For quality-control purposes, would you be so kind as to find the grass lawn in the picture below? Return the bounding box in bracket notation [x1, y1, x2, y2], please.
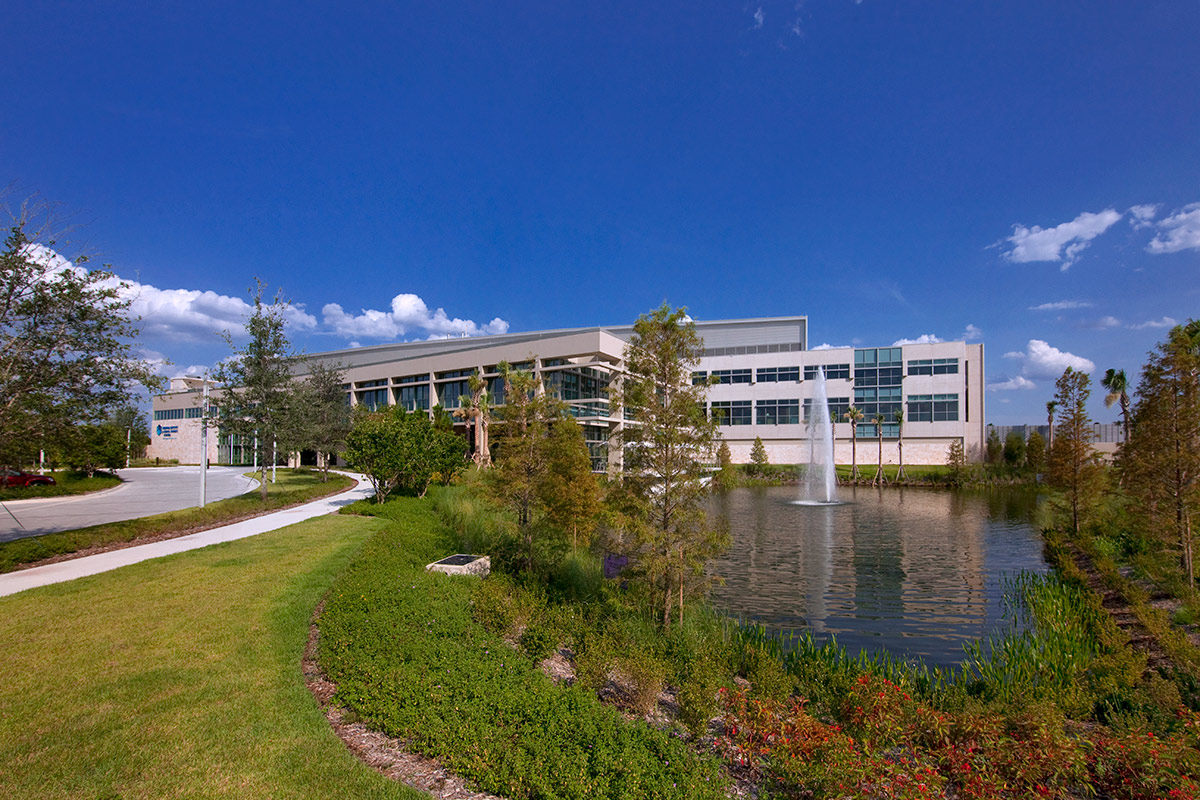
[0, 513, 422, 800]
[0, 471, 122, 501]
[0, 469, 353, 573]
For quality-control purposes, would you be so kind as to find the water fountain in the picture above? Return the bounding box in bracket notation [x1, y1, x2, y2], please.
[798, 366, 839, 505]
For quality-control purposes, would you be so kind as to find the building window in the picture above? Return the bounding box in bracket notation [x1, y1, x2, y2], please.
[907, 358, 959, 376]
[804, 364, 850, 381]
[692, 371, 708, 385]
[757, 366, 800, 383]
[711, 369, 752, 384]
[436, 368, 476, 380]
[712, 400, 751, 425]
[756, 399, 800, 425]
[153, 408, 185, 421]
[394, 374, 427, 384]
[857, 422, 900, 439]
[356, 378, 388, 388]
[853, 386, 901, 420]
[394, 383, 430, 411]
[907, 393, 959, 422]
[356, 387, 389, 411]
[438, 379, 470, 409]
[804, 396, 850, 422]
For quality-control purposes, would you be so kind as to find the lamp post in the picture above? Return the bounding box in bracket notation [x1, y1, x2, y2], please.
[199, 375, 209, 507]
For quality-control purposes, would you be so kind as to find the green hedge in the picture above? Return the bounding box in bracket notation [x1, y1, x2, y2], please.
[319, 496, 727, 799]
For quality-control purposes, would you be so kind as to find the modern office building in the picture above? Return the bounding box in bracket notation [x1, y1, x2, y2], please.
[148, 316, 986, 468]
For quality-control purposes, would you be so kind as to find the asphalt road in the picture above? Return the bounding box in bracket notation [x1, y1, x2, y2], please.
[0, 466, 260, 542]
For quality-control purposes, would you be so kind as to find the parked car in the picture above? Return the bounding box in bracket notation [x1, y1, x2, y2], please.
[0, 469, 57, 488]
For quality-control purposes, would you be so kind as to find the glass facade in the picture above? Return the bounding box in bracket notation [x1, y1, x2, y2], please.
[757, 366, 800, 383]
[712, 400, 752, 425]
[804, 363, 850, 380]
[756, 399, 800, 425]
[857, 422, 900, 439]
[907, 394, 959, 422]
[394, 383, 430, 411]
[907, 358, 959, 375]
[356, 387, 389, 411]
[804, 396, 850, 422]
[438, 379, 470, 409]
[711, 369, 752, 384]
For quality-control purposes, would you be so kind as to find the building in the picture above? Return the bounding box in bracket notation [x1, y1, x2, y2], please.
[148, 316, 986, 468]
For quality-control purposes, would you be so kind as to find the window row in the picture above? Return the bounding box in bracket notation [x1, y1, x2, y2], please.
[907, 358, 959, 375]
[907, 393, 959, 422]
[855, 347, 903, 368]
[803, 363, 850, 380]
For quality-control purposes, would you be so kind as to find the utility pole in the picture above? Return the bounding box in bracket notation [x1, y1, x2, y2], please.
[272, 438, 277, 484]
[199, 375, 209, 507]
[125, 426, 132, 469]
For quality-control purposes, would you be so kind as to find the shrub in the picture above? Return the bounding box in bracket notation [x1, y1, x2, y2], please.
[519, 624, 557, 662]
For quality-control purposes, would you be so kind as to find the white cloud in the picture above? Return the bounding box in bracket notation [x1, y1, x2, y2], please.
[752, 7, 764, 28]
[810, 343, 850, 351]
[1128, 316, 1178, 330]
[1079, 316, 1121, 330]
[1129, 203, 1160, 230]
[987, 375, 1037, 391]
[891, 334, 942, 346]
[1003, 209, 1122, 270]
[1147, 202, 1200, 254]
[1029, 300, 1093, 311]
[322, 292, 509, 341]
[140, 349, 210, 379]
[1006, 339, 1095, 380]
[961, 324, 983, 341]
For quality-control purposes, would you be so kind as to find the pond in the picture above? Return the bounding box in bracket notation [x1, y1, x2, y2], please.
[709, 485, 1047, 669]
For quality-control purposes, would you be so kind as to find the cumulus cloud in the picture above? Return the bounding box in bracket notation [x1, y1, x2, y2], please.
[987, 375, 1037, 391]
[1128, 316, 1178, 330]
[810, 343, 850, 351]
[892, 334, 943, 346]
[1005, 339, 1095, 381]
[1002, 209, 1122, 270]
[322, 293, 509, 341]
[1129, 203, 1160, 230]
[1147, 202, 1200, 254]
[1029, 300, 1093, 311]
[140, 349, 211, 379]
[961, 324, 983, 341]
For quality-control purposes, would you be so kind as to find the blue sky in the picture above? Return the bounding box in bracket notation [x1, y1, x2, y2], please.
[3, 1, 1197, 424]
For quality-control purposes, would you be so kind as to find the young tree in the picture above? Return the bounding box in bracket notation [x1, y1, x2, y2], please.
[749, 436, 769, 477]
[871, 413, 886, 485]
[294, 361, 352, 482]
[62, 423, 127, 477]
[844, 406, 863, 481]
[985, 427, 1003, 464]
[614, 304, 729, 629]
[1003, 431, 1026, 467]
[1122, 324, 1200, 588]
[946, 438, 967, 485]
[343, 406, 467, 502]
[0, 195, 160, 463]
[109, 405, 151, 464]
[1047, 367, 1106, 535]
[893, 408, 907, 481]
[453, 370, 493, 467]
[1026, 430, 1048, 477]
[539, 416, 601, 550]
[213, 282, 301, 501]
[490, 362, 563, 570]
[713, 439, 736, 491]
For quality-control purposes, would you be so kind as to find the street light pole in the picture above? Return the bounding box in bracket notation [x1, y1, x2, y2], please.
[199, 375, 209, 507]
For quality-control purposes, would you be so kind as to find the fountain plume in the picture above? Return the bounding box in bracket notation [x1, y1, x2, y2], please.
[803, 366, 838, 504]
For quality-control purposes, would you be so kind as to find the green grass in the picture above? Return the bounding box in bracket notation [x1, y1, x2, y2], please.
[0, 514, 422, 800]
[0, 469, 353, 573]
[321, 495, 729, 799]
[0, 471, 122, 501]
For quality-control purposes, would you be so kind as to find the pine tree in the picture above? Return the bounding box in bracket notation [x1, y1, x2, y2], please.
[946, 439, 967, 485]
[1026, 430, 1047, 477]
[1047, 367, 1106, 535]
[714, 439, 735, 490]
[749, 436, 769, 477]
[1122, 324, 1200, 588]
[613, 304, 729, 629]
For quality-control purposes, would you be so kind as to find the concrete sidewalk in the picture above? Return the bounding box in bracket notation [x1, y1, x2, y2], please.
[0, 473, 374, 598]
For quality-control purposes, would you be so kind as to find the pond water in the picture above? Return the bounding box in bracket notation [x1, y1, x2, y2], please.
[709, 485, 1047, 669]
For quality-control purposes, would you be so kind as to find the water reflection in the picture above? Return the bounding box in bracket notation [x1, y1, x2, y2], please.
[709, 486, 1046, 668]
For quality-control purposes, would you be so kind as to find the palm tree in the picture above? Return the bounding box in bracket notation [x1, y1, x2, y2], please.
[830, 409, 839, 483]
[1101, 368, 1131, 445]
[453, 370, 492, 467]
[894, 408, 906, 482]
[1046, 400, 1058, 452]
[844, 406, 863, 481]
[872, 413, 887, 486]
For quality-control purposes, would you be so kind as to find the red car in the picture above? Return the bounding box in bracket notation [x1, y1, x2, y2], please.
[0, 469, 57, 488]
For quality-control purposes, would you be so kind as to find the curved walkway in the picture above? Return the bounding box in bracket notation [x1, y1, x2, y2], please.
[0, 466, 260, 542]
[0, 472, 374, 598]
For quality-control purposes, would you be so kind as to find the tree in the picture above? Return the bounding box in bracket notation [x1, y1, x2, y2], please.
[872, 414, 887, 485]
[894, 408, 907, 481]
[749, 436, 769, 477]
[1046, 401, 1058, 451]
[713, 439, 736, 491]
[0, 195, 160, 465]
[539, 416, 601, 550]
[1003, 431, 1026, 467]
[1102, 367, 1132, 446]
[63, 423, 126, 477]
[613, 304, 729, 629]
[1026, 430, 1048, 476]
[1122, 324, 1200, 588]
[343, 406, 467, 503]
[293, 361, 352, 482]
[830, 409, 840, 483]
[491, 361, 563, 570]
[213, 282, 301, 501]
[453, 370, 492, 467]
[946, 438, 967, 485]
[844, 406, 864, 481]
[1047, 367, 1106, 535]
[985, 427, 1003, 464]
[109, 405, 150, 464]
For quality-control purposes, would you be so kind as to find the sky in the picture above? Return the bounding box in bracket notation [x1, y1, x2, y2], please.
[2, 0, 1198, 424]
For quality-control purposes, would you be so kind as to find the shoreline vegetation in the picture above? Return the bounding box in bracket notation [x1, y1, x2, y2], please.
[316, 480, 1200, 799]
[0, 468, 352, 573]
[719, 462, 1045, 489]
